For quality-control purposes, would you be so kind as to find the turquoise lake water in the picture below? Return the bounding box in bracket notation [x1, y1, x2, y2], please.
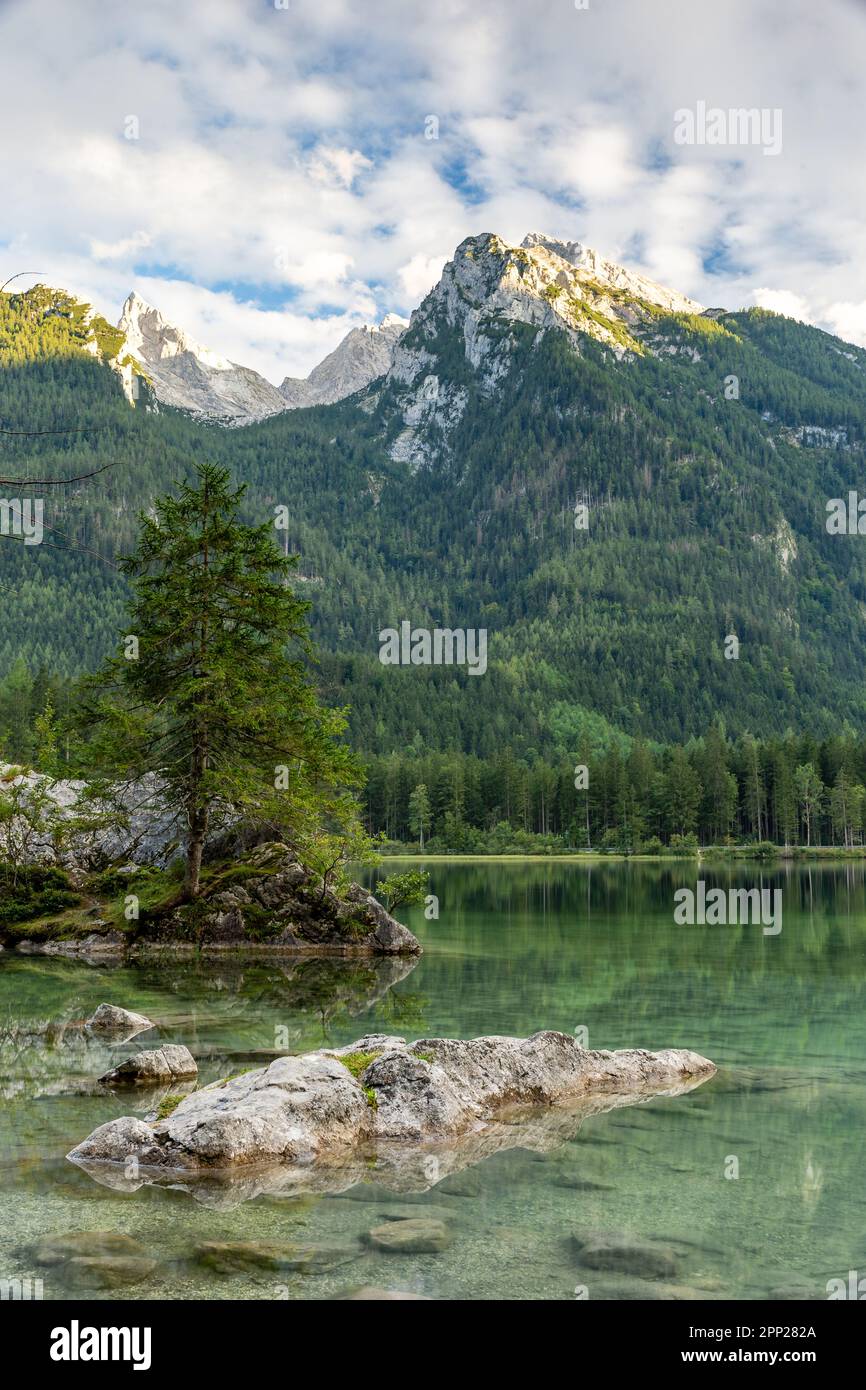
[1, 858, 865, 1301]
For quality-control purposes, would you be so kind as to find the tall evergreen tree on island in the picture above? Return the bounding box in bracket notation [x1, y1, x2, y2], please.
[82, 461, 364, 897]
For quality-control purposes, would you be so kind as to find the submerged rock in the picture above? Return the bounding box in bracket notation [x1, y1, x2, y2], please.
[85, 1004, 155, 1037]
[584, 1277, 704, 1300]
[194, 1239, 360, 1274]
[32, 1230, 147, 1265]
[336, 1286, 433, 1300]
[68, 1031, 715, 1192]
[99, 1044, 197, 1086]
[572, 1231, 681, 1280]
[374, 1203, 460, 1224]
[62, 1255, 157, 1289]
[365, 1218, 452, 1254]
[764, 1282, 824, 1301]
[553, 1176, 614, 1192]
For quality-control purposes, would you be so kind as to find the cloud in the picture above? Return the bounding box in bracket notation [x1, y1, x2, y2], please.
[823, 300, 866, 346]
[398, 252, 449, 302]
[2, 0, 866, 380]
[308, 145, 372, 189]
[752, 288, 811, 320]
[90, 230, 152, 262]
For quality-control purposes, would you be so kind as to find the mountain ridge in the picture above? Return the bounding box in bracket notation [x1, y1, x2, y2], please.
[4, 239, 866, 757]
[117, 294, 408, 424]
[111, 229, 710, 428]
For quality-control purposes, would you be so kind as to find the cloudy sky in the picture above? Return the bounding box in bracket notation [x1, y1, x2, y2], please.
[1, 0, 865, 382]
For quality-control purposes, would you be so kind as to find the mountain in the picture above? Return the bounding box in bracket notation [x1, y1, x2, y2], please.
[520, 232, 703, 314]
[117, 292, 288, 424]
[279, 313, 408, 408]
[118, 295, 407, 424]
[378, 230, 707, 466]
[4, 236, 866, 761]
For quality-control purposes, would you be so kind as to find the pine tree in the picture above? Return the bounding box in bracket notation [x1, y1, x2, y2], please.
[794, 763, 824, 846]
[663, 745, 701, 837]
[82, 462, 364, 897]
[408, 783, 431, 849]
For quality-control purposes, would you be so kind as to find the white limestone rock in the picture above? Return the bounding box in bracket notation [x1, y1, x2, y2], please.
[85, 1004, 155, 1037]
[68, 1031, 715, 1176]
[99, 1044, 198, 1086]
[118, 292, 287, 424]
[280, 314, 407, 408]
[381, 230, 704, 465]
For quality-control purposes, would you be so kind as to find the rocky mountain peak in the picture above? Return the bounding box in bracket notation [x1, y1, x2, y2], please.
[119, 292, 234, 372]
[117, 292, 287, 424]
[381, 230, 710, 468]
[112, 231, 704, 432]
[279, 312, 408, 409]
[520, 232, 703, 314]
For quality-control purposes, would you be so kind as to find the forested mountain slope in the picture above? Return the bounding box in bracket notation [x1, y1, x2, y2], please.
[3, 237, 866, 759]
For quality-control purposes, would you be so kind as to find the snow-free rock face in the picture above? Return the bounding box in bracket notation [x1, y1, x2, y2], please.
[68, 1031, 715, 1184]
[379, 230, 707, 468]
[280, 314, 408, 408]
[118, 293, 406, 423]
[115, 231, 700, 436]
[520, 232, 704, 315]
[118, 292, 288, 424]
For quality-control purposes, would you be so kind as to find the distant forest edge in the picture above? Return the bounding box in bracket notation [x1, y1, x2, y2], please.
[2, 664, 865, 852]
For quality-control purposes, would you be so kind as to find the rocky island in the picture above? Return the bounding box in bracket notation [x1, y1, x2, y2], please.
[67, 1030, 716, 1204]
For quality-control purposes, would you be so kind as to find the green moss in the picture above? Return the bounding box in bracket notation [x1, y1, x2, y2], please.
[202, 859, 284, 891]
[413, 1051, 435, 1063]
[337, 1049, 382, 1079]
[155, 1093, 185, 1119]
[334, 1052, 382, 1108]
[240, 903, 285, 941]
[0, 865, 82, 934]
[102, 865, 179, 931]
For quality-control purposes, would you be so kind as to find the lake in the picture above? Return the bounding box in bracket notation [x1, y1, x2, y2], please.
[2, 858, 865, 1301]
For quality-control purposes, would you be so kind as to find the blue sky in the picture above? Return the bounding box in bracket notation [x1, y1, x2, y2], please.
[1, 0, 865, 382]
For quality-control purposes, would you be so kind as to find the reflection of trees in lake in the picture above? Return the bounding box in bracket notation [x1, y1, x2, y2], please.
[0, 954, 424, 1095]
[369, 862, 866, 1066]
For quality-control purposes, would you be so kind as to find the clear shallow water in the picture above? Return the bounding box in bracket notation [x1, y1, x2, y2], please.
[2, 859, 866, 1302]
